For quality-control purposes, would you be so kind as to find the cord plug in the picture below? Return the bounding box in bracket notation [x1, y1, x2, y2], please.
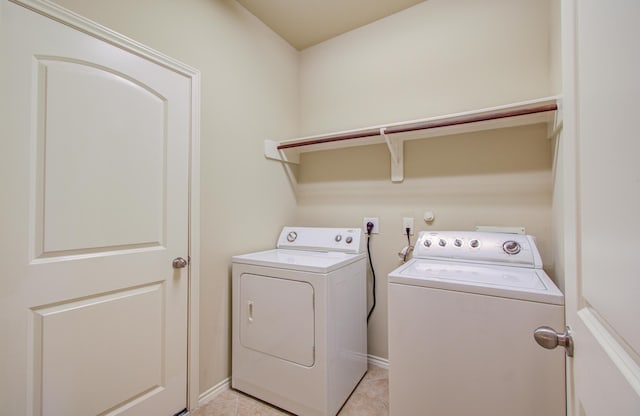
[366, 221, 374, 235]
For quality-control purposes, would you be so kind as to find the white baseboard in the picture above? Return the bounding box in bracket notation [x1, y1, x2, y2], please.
[196, 354, 388, 408]
[368, 354, 389, 369]
[197, 376, 230, 406]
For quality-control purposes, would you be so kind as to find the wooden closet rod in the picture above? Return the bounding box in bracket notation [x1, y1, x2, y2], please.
[277, 103, 558, 150]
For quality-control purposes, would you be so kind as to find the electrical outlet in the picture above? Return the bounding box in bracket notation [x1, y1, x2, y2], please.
[402, 217, 414, 235]
[363, 217, 379, 234]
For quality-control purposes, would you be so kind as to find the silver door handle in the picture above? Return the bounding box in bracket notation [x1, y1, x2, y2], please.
[172, 257, 188, 269]
[248, 301, 254, 323]
[534, 326, 574, 357]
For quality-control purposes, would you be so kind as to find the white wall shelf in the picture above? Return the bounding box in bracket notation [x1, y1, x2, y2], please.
[265, 96, 562, 182]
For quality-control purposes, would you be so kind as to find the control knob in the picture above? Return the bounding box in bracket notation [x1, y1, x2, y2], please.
[502, 240, 521, 255]
[423, 239, 432, 248]
[286, 231, 297, 242]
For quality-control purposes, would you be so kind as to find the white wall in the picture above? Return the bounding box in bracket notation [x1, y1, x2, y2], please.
[295, 0, 555, 359]
[52, 0, 300, 394]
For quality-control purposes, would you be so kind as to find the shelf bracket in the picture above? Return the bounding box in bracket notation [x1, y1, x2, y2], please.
[548, 98, 563, 139]
[264, 140, 300, 164]
[380, 128, 404, 182]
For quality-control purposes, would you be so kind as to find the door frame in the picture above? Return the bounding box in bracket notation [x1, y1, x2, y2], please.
[559, 0, 579, 412]
[11, 0, 202, 410]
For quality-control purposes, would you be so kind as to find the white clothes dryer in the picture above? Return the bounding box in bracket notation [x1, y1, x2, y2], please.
[388, 231, 565, 416]
[232, 227, 367, 416]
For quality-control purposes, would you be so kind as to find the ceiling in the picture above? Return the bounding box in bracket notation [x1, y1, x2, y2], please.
[236, 0, 426, 50]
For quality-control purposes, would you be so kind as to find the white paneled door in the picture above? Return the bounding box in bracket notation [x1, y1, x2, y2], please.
[562, 0, 640, 415]
[1, 1, 198, 415]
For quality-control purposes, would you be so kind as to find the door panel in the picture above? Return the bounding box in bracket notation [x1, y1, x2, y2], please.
[562, 0, 640, 414]
[1, 1, 193, 415]
[575, 0, 640, 353]
[35, 284, 164, 416]
[38, 59, 166, 255]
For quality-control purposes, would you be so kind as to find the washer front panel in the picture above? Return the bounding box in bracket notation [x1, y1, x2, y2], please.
[388, 282, 565, 416]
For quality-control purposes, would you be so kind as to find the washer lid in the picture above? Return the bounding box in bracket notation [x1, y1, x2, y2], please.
[232, 249, 365, 273]
[389, 259, 564, 305]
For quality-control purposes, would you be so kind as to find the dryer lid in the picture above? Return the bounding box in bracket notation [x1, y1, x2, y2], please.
[232, 249, 365, 273]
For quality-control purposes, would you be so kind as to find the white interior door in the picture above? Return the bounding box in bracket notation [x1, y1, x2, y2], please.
[0, 1, 195, 415]
[562, 1, 640, 414]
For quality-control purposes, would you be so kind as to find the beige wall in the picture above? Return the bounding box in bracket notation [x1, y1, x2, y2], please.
[294, 126, 554, 359]
[549, 0, 562, 95]
[52, 0, 557, 396]
[52, 0, 300, 394]
[550, 0, 564, 293]
[295, 0, 555, 359]
[299, 0, 553, 134]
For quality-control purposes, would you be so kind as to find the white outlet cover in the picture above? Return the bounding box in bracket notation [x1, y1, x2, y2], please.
[363, 217, 379, 234]
[402, 217, 414, 235]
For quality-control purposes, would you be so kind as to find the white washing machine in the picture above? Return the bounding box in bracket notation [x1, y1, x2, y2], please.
[388, 231, 565, 416]
[232, 227, 368, 416]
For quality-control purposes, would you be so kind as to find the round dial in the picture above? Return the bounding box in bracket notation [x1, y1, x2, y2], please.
[439, 239, 447, 247]
[335, 234, 342, 242]
[346, 236, 353, 244]
[286, 231, 297, 242]
[454, 238, 463, 247]
[423, 239, 432, 248]
[502, 240, 521, 255]
[469, 239, 480, 249]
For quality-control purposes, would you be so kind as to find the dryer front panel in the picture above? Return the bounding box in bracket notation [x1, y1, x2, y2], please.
[239, 273, 315, 367]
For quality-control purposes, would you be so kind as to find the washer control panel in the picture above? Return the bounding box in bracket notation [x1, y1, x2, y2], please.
[277, 226, 364, 254]
[413, 231, 542, 268]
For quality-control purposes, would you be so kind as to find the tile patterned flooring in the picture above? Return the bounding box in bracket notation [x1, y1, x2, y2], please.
[191, 364, 388, 416]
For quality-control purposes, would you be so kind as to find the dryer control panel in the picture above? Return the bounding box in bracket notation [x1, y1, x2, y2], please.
[277, 227, 364, 254]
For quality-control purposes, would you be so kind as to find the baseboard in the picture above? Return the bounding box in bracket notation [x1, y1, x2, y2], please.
[197, 376, 230, 406]
[368, 354, 389, 369]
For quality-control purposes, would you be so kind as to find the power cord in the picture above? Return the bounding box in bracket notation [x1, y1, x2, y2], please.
[366, 222, 376, 322]
[403, 227, 412, 262]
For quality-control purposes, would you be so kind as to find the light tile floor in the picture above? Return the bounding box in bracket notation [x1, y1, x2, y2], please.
[191, 365, 388, 416]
